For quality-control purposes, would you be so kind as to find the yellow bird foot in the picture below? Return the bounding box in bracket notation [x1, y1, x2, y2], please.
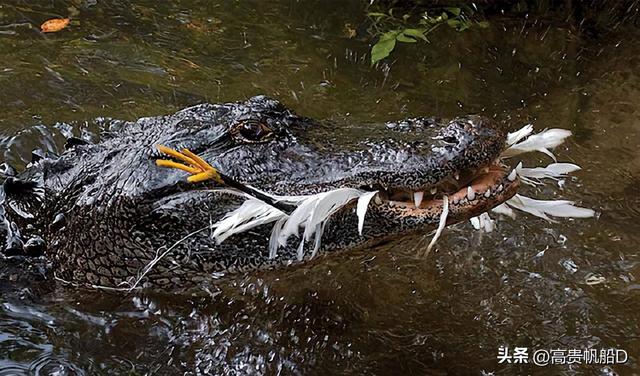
[155, 145, 224, 184]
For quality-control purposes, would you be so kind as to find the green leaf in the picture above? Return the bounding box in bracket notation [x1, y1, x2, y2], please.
[371, 35, 397, 65]
[477, 21, 490, 28]
[402, 28, 428, 41]
[441, 12, 449, 20]
[367, 12, 386, 18]
[379, 30, 400, 41]
[446, 7, 461, 16]
[447, 19, 460, 28]
[396, 33, 417, 43]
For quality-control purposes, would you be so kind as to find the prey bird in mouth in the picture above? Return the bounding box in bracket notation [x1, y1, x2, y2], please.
[0, 96, 593, 290]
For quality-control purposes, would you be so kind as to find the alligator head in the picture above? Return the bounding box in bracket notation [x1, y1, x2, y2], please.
[0, 96, 519, 288]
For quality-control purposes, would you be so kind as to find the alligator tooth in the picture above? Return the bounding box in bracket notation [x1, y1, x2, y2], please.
[454, 172, 460, 180]
[508, 169, 517, 181]
[413, 191, 424, 208]
[484, 188, 491, 198]
[453, 197, 460, 205]
[467, 186, 476, 201]
[374, 195, 383, 205]
[497, 184, 503, 192]
[430, 187, 437, 195]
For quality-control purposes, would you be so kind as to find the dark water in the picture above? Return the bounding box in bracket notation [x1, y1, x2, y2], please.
[0, 1, 639, 374]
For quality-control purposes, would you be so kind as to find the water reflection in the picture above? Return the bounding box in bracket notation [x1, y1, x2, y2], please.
[1, 0, 639, 374]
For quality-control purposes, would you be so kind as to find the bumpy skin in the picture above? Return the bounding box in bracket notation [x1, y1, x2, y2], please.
[0, 96, 511, 288]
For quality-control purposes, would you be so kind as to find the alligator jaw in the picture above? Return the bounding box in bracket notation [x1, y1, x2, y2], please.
[369, 161, 519, 224]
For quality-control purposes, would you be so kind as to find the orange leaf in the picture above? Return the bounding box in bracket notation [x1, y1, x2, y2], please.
[41, 18, 70, 33]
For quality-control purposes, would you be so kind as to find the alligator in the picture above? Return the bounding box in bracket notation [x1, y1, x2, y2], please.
[0, 95, 521, 289]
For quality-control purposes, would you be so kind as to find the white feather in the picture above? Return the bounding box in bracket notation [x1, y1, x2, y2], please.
[272, 188, 367, 257]
[505, 194, 595, 221]
[208, 185, 376, 258]
[470, 212, 495, 232]
[506, 124, 533, 145]
[425, 196, 449, 254]
[310, 223, 324, 259]
[357, 191, 379, 235]
[296, 238, 305, 261]
[278, 196, 318, 245]
[268, 217, 288, 259]
[491, 203, 516, 219]
[501, 128, 572, 160]
[517, 162, 581, 182]
[302, 188, 362, 242]
[212, 199, 286, 243]
[300, 188, 362, 258]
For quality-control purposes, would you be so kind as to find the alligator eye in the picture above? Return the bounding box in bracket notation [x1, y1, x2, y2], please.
[232, 121, 273, 143]
[442, 136, 458, 144]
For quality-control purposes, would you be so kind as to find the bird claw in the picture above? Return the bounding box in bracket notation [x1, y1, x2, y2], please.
[155, 145, 223, 184]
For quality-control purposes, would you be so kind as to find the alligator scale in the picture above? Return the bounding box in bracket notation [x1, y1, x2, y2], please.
[0, 96, 591, 289]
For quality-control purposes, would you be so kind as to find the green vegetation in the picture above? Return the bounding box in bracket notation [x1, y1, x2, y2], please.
[367, 6, 489, 65]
